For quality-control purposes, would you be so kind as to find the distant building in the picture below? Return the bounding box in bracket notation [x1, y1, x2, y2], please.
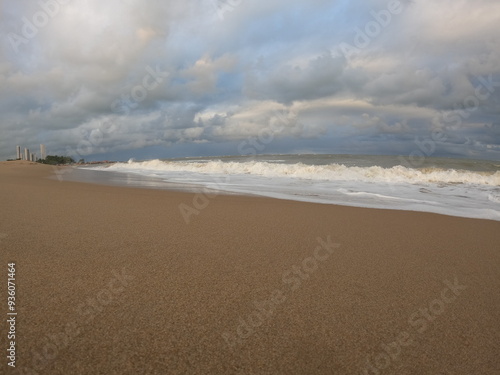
[24, 148, 29, 161]
[30, 153, 35, 162]
[16, 146, 21, 160]
[40, 144, 46, 160]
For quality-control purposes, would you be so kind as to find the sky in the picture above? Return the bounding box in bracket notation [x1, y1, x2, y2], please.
[1, 0, 499, 162]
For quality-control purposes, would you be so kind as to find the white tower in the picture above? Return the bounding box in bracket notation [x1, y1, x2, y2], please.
[16, 146, 21, 160]
[40, 144, 46, 160]
[24, 148, 29, 161]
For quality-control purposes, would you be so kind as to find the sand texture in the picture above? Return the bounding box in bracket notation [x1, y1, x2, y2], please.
[1, 161, 499, 374]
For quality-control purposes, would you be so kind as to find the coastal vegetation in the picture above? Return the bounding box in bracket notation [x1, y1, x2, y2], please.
[37, 155, 75, 165]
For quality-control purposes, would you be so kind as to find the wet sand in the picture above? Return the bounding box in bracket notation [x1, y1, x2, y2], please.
[1, 161, 499, 374]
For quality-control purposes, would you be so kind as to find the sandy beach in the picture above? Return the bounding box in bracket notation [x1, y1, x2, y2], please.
[1, 161, 499, 375]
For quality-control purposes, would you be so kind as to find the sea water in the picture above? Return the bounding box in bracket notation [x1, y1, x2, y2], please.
[84, 154, 500, 221]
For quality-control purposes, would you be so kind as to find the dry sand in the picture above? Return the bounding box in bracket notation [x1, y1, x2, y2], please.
[0, 161, 499, 374]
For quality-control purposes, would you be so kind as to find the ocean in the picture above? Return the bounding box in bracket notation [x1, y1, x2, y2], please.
[83, 154, 500, 221]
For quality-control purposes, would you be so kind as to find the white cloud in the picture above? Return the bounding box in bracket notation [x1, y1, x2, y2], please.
[0, 0, 499, 160]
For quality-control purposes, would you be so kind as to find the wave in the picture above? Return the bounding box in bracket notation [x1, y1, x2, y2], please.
[336, 189, 429, 203]
[103, 159, 500, 186]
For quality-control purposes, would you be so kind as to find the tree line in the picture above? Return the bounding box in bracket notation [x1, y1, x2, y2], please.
[37, 155, 75, 165]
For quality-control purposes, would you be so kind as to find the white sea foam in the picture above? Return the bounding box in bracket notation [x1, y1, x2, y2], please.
[110, 159, 500, 186]
[86, 158, 500, 221]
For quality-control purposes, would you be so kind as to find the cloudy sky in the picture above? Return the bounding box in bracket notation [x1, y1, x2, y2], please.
[1, 0, 499, 161]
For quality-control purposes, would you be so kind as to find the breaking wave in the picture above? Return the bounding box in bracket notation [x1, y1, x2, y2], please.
[104, 159, 500, 186]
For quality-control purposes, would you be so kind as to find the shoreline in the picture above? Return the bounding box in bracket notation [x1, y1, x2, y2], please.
[1, 161, 499, 374]
[73, 163, 500, 223]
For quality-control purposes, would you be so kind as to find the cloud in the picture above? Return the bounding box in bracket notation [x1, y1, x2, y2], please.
[0, 0, 499, 161]
[181, 53, 237, 95]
